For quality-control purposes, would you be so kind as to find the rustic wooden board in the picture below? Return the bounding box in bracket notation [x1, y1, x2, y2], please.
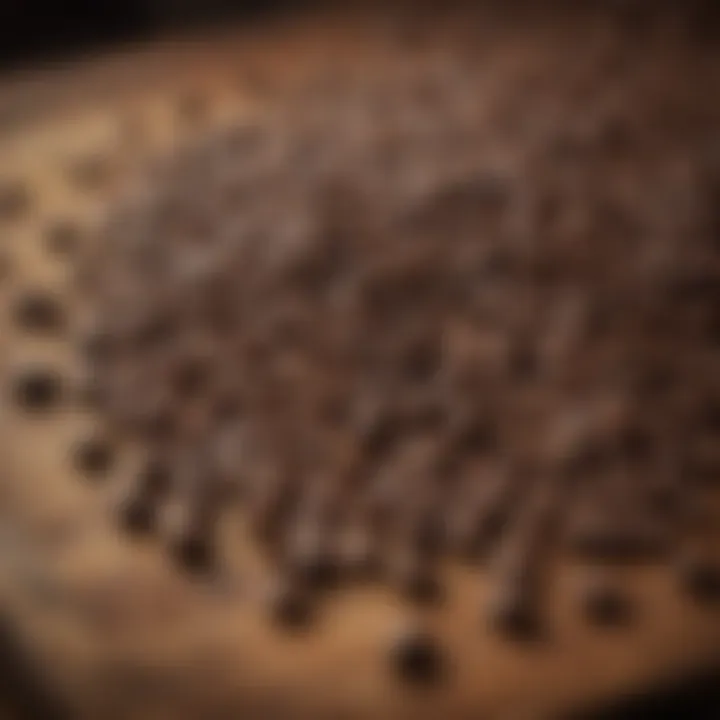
[0, 10, 719, 719]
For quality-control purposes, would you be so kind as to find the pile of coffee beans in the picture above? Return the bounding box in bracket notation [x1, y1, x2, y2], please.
[77, 27, 720, 655]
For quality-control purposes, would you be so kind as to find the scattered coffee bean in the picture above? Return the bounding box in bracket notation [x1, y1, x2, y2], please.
[267, 580, 314, 630]
[118, 495, 155, 536]
[0, 180, 31, 220]
[390, 627, 444, 685]
[580, 580, 633, 627]
[73, 435, 114, 478]
[171, 532, 215, 574]
[677, 554, 720, 604]
[11, 366, 62, 412]
[12, 291, 64, 334]
[487, 585, 541, 642]
[77, 24, 720, 652]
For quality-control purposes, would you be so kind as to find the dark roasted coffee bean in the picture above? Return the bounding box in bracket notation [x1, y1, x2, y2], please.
[290, 546, 340, 592]
[11, 366, 62, 412]
[487, 587, 540, 642]
[390, 627, 444, 685]
[452, 415, 499, 456]
[580, 581, 633, 627]
[359, 409, 402, 459]
[699, 399, 720, 433]
[171, 532, 215, 574]
[267, 580, 314, 630]
[118, 496, 156, 536]
[77, 38, 720, 648]
[677, 555, 720, 603]
[73, 436, 114, 478]
[172, 357, 209, 399]
[140, 459, 172, 496]
[401, 337, 441, 383]
[12, 291, 64, 333]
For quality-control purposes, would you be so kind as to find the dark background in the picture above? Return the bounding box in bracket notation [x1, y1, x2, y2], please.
[0, 0, 295, 69]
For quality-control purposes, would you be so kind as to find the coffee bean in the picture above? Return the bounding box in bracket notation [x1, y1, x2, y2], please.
[289, 543, 340, 592]
[118, 496, 156, 536]
[12, 291, 64, 334]
[359, 409, 402, 459]
[451, 415, 499, 456]
[677, 555, 720, 603]
[73, 436, 114, 478]
[580, 581, 633, 627]
[487, 588, 540, 642]
[389, 627, 444, 685]
[11, 366, 62, 412]
[398, 564, 444, 606]
[508, 339, 539, 380]
[45, 220, 82, 257]
[172, 357, 208, 399]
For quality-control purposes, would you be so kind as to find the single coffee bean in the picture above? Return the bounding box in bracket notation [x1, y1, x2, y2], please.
[77, 39, 720, 647]
[266, 580, 314, 631]
[677, 555, 720, 603]
[580, 581, 633, 627]
[171, 532, 215, 574]
[0, 180, 31, 220]
[12, 291, 64, 333]
[73, 435, 114, 478]
[389, 627, 444, 685]
[289, 545, 340, 592]
[11, 366, 62, 412]
[139, 459, 172, 496]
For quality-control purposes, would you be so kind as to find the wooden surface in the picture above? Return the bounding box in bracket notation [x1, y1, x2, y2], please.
[1, 10, 719, 719]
